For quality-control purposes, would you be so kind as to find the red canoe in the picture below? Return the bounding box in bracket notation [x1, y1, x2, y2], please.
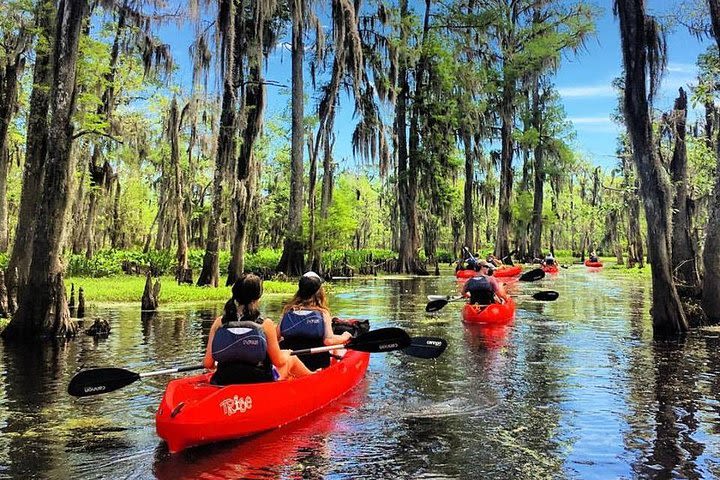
[156, 350, 370, 453]
[542, 265, 559, 274]
[461, 297, 516, 325]
[584, 260, 603, 268]
[493, 265, 522, 277]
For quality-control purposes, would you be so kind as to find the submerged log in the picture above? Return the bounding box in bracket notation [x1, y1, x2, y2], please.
[85, 318, 111, 337]
[142, 272, 161, 310]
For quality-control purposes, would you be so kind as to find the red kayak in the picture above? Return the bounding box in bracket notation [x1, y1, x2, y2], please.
[455, 269, 475, 279]
[156, 350, 370, 453]
[542, 265, 559, 274]
[493, 265, 522, 278]
[461, 297, 516, 325]
[584, 260, 603, 268]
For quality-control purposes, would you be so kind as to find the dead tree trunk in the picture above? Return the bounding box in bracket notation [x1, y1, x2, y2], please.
[669, 88, 700, 290]
[3, 0, 89, 340]
[616, 0, 688, 335]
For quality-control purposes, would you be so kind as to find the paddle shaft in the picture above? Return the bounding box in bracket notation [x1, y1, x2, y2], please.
[139, 365, 204, 378]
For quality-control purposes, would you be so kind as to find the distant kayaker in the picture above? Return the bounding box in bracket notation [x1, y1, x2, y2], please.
[278, 271, 352, 370]
[543, 252, 556, 267]
[461, 261, 508, 305]
[589, 251, 599, 262]
[203, 274, 312, 385]
[486, 254, 503, 267]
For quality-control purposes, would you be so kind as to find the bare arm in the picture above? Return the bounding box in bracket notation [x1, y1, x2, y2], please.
[262, 318, 290, 368]
[203, 317, 222, 369]
[322, 311, 352, 346]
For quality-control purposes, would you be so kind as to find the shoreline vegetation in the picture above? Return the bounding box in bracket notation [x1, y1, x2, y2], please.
[65, 255, 646, 305]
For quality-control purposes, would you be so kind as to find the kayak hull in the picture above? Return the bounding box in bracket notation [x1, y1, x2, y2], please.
[156, 350, 370, 453]
[542, 265, 559, 274]
[455, 269, 475, 278]
[584, 260, 603, 268]
[493, 265, 522, 278]
[461, 297, 516, 325]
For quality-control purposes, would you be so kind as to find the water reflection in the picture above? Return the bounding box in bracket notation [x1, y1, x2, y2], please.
[0, 270, 718, 478]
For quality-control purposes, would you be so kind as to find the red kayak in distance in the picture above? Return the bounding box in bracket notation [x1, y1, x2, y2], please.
[156, 350, 370, 453]
[492, 265, 522, 278]
[455, 269, 475, 279]
[461, 297, 516, 325]
[584, 260, 603, 268]
[542, 265, 559, 274]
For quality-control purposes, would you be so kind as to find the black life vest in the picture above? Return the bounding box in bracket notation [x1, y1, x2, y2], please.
[466, 276, 495, 305]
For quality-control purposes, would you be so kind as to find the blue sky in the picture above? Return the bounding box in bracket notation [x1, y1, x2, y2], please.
[162, 1, 714, 171]
[555, 2, 713, 168]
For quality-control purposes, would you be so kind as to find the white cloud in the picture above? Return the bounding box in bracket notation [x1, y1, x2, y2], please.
[666, 63, 696, 74]
[569, 116, 612, 124]
[557, 85, 615, 98]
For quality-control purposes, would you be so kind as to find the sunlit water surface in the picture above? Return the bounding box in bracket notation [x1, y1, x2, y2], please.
[1, 267, 720, 479]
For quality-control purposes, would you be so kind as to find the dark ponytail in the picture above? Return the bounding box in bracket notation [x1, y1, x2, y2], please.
[221, 273, 263, 324]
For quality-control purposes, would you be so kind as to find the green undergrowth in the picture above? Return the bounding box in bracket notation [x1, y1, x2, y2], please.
[65, 276, 300, 304]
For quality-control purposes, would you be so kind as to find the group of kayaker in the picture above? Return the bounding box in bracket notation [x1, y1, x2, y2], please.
[203, 271, 351, 386]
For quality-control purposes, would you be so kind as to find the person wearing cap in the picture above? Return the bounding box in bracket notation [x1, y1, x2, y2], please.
[543, 252, 555, 267]
[203, 273, 313, 385]
[278, 271, 352, 370]
[461, 261, 508, 305]
[589, 251, 599, 263]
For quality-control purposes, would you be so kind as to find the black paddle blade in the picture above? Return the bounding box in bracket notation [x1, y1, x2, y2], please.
[403, 337, 447, 359]
[425, 299, 449, 313]
[519, 268, 545, 282]
[532, 290, 559, 301]
[68, 367, 141, 397]
[348, 327, 411, 353]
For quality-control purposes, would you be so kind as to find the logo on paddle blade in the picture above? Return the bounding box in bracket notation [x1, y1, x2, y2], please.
[220, 395, 253, 416]
[426, 340, 442, 347]
[379, 342, 399, 350]
[84, 385, 106, 393]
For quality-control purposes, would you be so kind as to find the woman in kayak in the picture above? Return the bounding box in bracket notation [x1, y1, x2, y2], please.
[461, 261, 508, 305]
[543, 252, 556, 267]
[278, 271, 352, 370]
[203, 273, 312, 385]
[589, 251, 599, 263]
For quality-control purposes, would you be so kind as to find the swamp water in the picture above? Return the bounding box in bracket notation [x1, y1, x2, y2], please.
[0, 268, 719, 479]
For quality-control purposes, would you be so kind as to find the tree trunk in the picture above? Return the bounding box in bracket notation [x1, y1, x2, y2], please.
[530, 82, 544, 260]
[462, 130, 474, 251]
[617, 0, 687, 335]
[168, 98, 190, 284]
[702, 0, 720, 322]
[197, 0, 240, 287]
[0, 55, 24, 253]
[496, 79, 514, 259]
[6, 1, 55, 293]
[277, 0, 306, 276]
[227, 62, 264, 285]
[669, 87, 700, 289]
[395, 0, 422, 274]
[3, 0, 89, 340]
